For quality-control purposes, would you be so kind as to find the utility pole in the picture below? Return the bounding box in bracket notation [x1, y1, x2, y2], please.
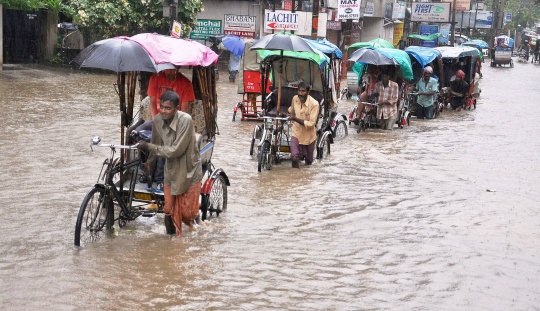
[489, 0, 499, 48]
[312, 0, 320, 39]
[450, 0, 457, 45]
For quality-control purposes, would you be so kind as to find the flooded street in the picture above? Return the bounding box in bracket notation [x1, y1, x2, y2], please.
[0, 61, 539, 310]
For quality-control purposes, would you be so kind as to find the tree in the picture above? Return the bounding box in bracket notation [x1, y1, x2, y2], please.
[67, 0, 203, 44]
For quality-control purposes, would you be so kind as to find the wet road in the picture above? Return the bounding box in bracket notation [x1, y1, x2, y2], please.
[0, 61, 539, 310]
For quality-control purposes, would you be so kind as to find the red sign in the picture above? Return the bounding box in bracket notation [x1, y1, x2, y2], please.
[224, 30, 256, 38]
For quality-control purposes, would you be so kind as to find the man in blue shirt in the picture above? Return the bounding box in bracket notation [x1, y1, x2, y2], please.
[415, 66, 438, 119]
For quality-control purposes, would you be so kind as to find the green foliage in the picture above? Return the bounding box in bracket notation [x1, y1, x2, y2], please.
[68, 0, 203, 43]
[0, 0, 71, 14]
[503, 0, 540, 30]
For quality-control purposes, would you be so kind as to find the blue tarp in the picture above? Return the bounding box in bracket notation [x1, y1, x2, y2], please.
[405, 46, 441, 68]
[303, 38, 343, 59]
[462, 39, 490, 49]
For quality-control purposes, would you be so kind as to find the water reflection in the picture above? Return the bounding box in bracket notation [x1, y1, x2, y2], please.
[0, 62, 539, 310]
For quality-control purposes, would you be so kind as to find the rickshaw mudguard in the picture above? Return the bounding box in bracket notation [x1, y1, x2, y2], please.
[252, 125, 262, 140]
[201, 169, 230, 195]
[318, 130, 333, 148]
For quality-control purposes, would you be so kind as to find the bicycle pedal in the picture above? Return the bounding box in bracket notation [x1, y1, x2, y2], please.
[142, 211, 155, 217]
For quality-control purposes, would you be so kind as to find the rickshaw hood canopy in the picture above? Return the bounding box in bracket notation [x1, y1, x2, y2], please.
[405, 46, 442, 68]
[129, 33, 219, 67]
[303, 38, 343, 59]
[257, 49, 330, 68]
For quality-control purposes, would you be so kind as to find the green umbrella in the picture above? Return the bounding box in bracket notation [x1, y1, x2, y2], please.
[349, 38, 395, 50]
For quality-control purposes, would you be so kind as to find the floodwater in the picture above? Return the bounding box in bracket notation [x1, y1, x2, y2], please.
[0, 61, 539, 310]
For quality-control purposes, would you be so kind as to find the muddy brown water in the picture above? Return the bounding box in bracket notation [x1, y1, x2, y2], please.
[0, 62, 539, 310]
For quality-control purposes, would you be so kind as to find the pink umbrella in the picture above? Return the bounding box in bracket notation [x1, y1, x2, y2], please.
[129, 33, 219, 67]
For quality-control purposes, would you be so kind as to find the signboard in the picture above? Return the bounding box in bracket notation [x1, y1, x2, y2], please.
[419, 24, 439, 47]
[190, 19, 222, 40]
[439, 23, 451, 44]
[443, 0, 471, 11]
[283, 0, 299, 10]
[265, 9, 301, 31]
[411, 3, 451, 22]
[171, 20, 182, 38]
[364, 1, 374, 17]
[338, 0, 361, 20]
[224, 14, 256, 38]
[264, 10, 328, 36]
[327, 20, 342, 30]
[392, 2, 406, 19]
[475, 11, 493, 29]
[504, 12, 512, 22]
[393, 23, 404, 46]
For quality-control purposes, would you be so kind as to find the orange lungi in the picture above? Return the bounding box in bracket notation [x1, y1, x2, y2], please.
[163, 181, 201, 236]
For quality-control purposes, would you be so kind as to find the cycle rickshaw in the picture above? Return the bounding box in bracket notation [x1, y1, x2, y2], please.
[347, 47, 414, 133]
[232, 40, 270, 121]
[434, 46, 482, 110]
[491, 35, 514, 67]
[405, 46, 445, 118]
[249, 49, 334, 171]
[72, 33, 230, 247]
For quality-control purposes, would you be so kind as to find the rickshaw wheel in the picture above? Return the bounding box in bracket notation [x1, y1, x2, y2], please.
[208, 175, 228, 217]
[333, 120, 348, 140]
[510, 60, 514, 68]
[249, 138, 256, 156]
[317, 135, 331, 159]
[74, 187, 113, 247]
[258, 141, 272, 172]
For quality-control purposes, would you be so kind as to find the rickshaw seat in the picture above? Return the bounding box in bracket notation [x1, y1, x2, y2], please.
[265, 87, 297, 117]
[266, 87, 325, 117]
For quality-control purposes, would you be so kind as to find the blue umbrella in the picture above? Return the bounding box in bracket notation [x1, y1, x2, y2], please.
[221, 35, 245, 57]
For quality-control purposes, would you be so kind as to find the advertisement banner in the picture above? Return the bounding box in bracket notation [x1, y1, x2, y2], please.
[443, 0, 471, 11]
[475, 11, 493, 28]
[411, 3, 451, 22]
[439, 23, 451, 44]
[419, 24, 439, 47]
[190, 19, 222, 40]
[264, 10, 328, 36]
[224, 14, 256, 38]
[364, 1, 374, 17]
[393, 23, 404, 46]
[338, 0, 361, 20]
[171, 21, 182, 38]
[392, 1, 406, 19]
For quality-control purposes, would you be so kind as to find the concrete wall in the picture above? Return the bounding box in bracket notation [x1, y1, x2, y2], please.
[361, 17, 384, 41]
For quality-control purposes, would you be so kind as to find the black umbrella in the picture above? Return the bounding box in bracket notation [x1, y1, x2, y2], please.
[348, 48, 397, 66]
[72, 37, 174, 73]
[251, 33, 316, 116]
[251, 33, 315, 52]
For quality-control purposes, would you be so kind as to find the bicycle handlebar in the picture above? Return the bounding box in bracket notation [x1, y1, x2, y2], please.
[95, 143, 139, 150]
[90, 136, 138, 151]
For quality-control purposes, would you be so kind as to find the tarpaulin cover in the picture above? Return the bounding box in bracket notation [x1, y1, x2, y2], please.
[405, 46, 442, 68]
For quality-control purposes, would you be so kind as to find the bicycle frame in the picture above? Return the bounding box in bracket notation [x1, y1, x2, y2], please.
[93, 139, 142, 224]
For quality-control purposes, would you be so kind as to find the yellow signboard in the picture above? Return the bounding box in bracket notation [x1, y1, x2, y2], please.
[393, 23, 404, 46]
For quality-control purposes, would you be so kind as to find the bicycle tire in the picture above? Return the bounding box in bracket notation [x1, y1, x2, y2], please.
[74, 186, 113, 247]
[208, 175, 228, 217]
[257, 141, 271, 172]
